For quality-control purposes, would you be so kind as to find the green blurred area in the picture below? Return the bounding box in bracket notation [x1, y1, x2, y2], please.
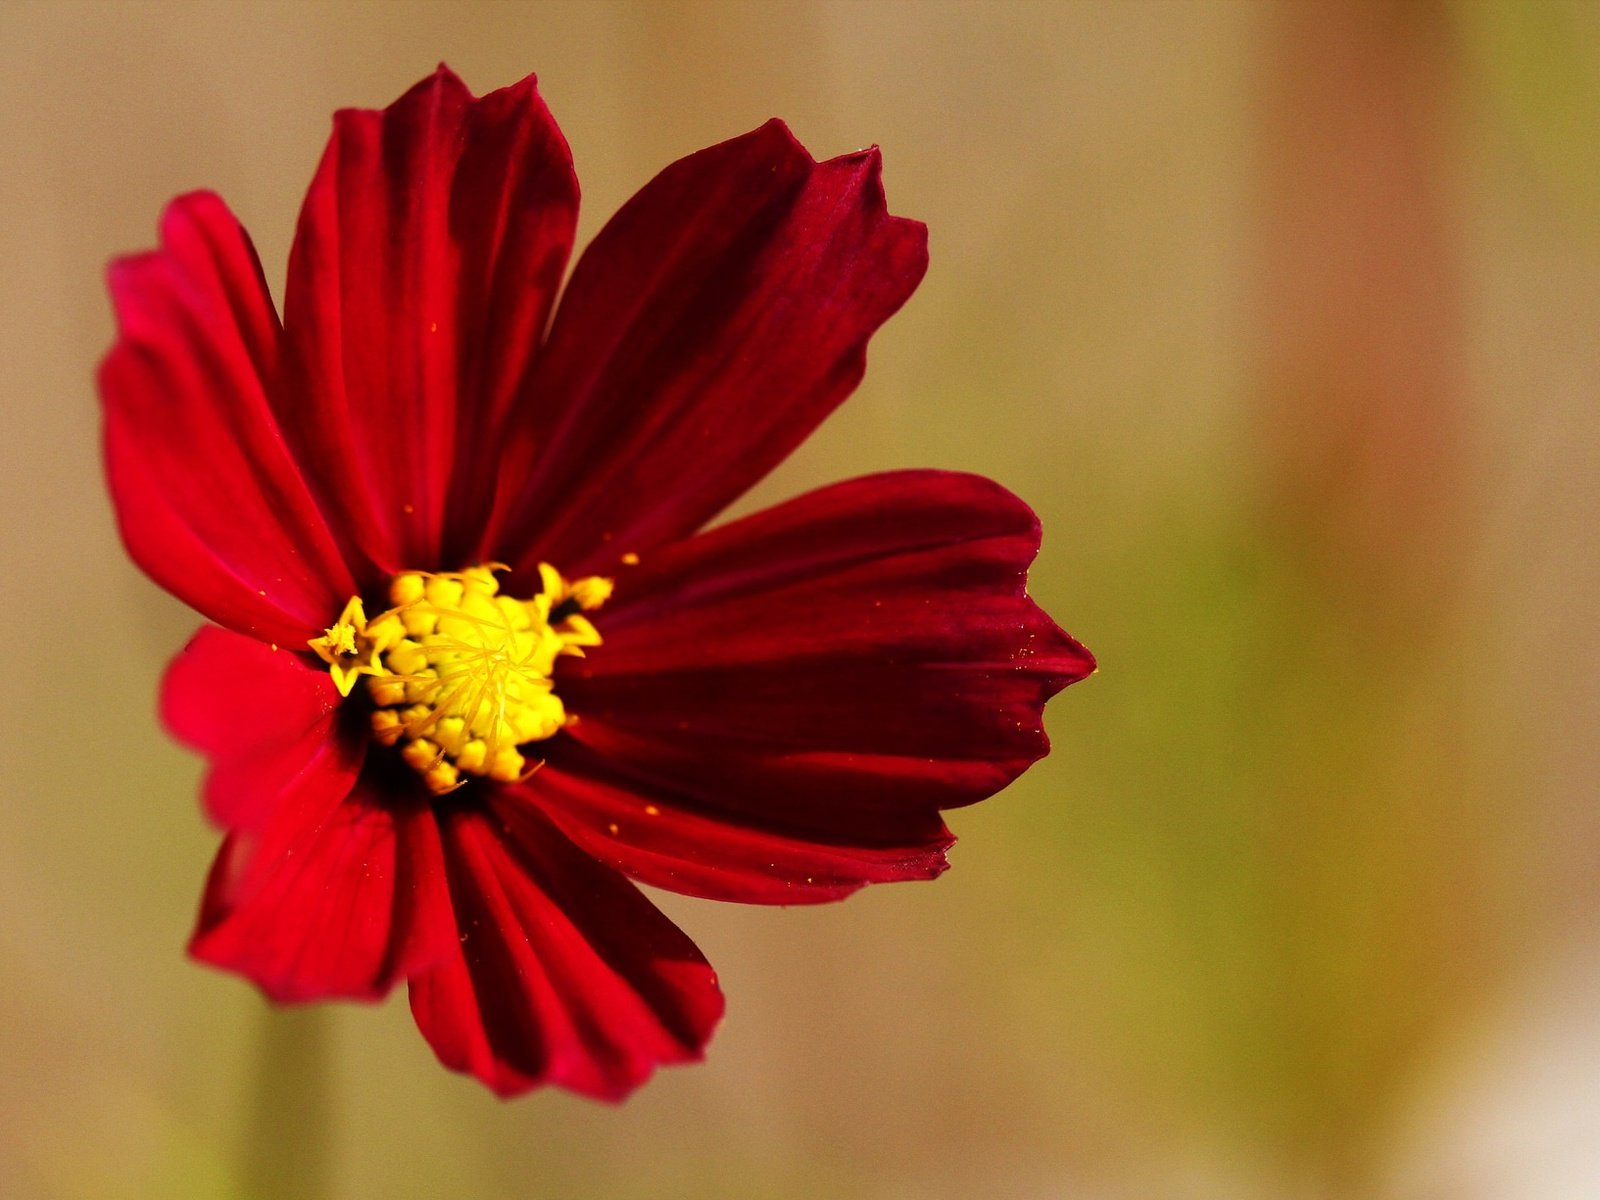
[3, 2, 1599, 1198]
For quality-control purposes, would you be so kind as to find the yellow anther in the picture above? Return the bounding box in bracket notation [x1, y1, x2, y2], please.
[456, 740, 487, 773]
[386, 640, 427, 676]
[401, 738, 443, 773]
[390, 573, 425, 606]
[487, 746, 526, 782]
[369, 675, 407, 708]
[424, 575, 463, 611]
[536, 561, 613, 616]
[423, 760, 460, 793]
[317, 564, 608, 795]
[568, 576, 613, 610]
[370, 710, 405, 746]
[433, 716, 467, 754]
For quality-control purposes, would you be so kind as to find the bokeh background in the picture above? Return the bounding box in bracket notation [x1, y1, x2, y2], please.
[4, 1, 1599, 1196]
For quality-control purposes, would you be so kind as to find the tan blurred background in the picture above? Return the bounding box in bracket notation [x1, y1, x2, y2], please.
[4, 1, 1600, 1197]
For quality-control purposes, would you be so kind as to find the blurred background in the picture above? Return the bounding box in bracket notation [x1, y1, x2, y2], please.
[3, 1, 1599, 1196]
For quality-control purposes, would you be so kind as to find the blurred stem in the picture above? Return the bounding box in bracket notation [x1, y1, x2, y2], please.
[242, 1004, 332, 1200]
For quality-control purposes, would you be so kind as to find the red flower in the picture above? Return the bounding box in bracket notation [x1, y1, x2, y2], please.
[100, 67, 1094, 1100]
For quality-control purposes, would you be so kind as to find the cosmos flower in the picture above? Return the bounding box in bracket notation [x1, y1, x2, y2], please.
[100, 66, 1095, 1099]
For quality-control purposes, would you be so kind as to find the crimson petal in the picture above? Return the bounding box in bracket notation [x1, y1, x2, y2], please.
[545, 470, 1094, 902]
[408, 799, 723, 1100]
[524, 748, 954, 904]
[280, 66, 579, 580]
[101, 192, 356, 644]
[492, 119, 928, 577]
[161, 625, 357, 831]
[191, 771, 454, 1003]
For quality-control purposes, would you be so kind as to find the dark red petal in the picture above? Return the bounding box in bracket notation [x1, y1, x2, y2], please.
[161, 625, 357, 831]
[407, 799, 723, 1100]
[545, 470, 1094, 902]
[191, 772, 454, 1003]
[280, 66, 579, 579]
[523, 748, 953, 905]
[491, 119, 928, 576]
[100, 192, 356, 643]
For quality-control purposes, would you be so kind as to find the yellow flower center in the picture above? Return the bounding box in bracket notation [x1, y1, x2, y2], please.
[309, 563, 611, 795]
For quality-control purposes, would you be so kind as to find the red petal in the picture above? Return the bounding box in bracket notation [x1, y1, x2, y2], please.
[545, 470, 1094, 902]
[100, 192, 356, 644]
[408, 799, 723, 1100]
[191, 771, 454, 1003]
[161, 625, 358, 831]
[280, 67, 579, 579]
[524, 748, 953, 904]
[491, 119, 928, 576]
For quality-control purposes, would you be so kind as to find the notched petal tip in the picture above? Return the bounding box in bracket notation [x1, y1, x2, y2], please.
[282, 59, 578, 576]
[159, 189, 234, 236]
[104, 191, 231, 294]
[382, 63, 554, 122]
[326, 66, 467, 135]
[811, 139, 929, 277]
[725, 117, 923, 228]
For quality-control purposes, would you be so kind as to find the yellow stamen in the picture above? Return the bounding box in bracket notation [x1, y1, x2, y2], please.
[307, 595, 400, 697]
[309, 563, 610, 794]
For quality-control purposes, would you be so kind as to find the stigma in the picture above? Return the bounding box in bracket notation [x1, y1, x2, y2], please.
[309, 564, 610, 794]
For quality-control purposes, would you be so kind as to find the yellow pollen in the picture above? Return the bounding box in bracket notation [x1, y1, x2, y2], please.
[309, 563, 610, 794]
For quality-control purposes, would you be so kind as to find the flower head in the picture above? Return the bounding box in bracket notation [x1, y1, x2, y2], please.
[101, 67, 1094, 1099]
